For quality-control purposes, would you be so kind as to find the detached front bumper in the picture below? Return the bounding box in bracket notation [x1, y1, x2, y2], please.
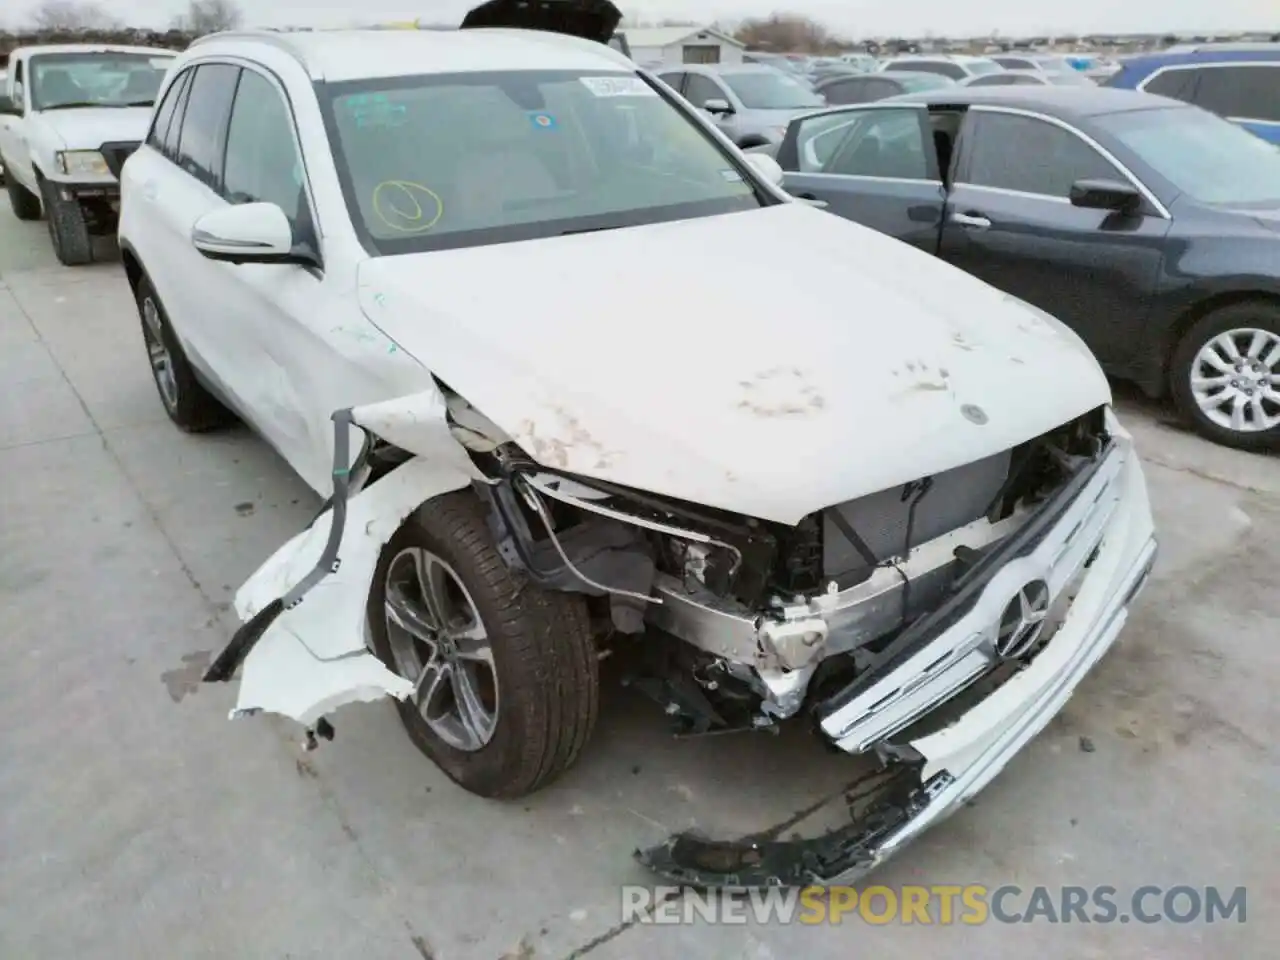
[640, 435, 1157, 887]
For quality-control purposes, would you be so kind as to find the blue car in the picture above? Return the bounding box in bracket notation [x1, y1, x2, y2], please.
[1105, 49, 1280, 142]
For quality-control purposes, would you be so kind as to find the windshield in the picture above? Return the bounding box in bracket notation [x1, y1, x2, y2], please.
[721, 71, 824, 109]
[898, 73, 956, 91]
[30, 52, 174, 110]
[966, 59, 1004, 76]
[1094, 107, 1280, 206]
[322, 70, 766, 254]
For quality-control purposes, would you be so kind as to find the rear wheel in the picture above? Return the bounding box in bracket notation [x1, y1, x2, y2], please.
[135, 275, 235, 432]
[1170, 302, 1280, 451]
[6, 173, 42, 221]
[368, 491, 599, 799]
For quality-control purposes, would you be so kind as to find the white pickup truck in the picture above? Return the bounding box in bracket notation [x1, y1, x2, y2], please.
[0, 44, 176, 265]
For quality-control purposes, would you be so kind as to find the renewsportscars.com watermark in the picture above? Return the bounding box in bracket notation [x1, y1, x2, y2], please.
[623, 885, 1248, 926]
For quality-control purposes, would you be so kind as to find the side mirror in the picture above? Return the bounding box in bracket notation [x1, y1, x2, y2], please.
[0, 95, 18, 116]
[702, 97, 734, 115]
[192, 203, 306, 265]
[745, 152, 784, 186]
[1069, 178, 1141, 213]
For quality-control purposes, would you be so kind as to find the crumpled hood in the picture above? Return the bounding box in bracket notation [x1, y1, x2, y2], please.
[32, 106, 153, 152]
[356, 203, 1111, 526]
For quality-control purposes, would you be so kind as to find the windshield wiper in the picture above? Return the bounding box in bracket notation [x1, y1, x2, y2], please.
[39, 101, 106, 111]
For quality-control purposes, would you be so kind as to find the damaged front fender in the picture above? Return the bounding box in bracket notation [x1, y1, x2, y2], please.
[205, 389, 483, 730]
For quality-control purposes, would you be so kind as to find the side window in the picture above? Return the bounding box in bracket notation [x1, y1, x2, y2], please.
[1142, 67, 1199, 103]
[963, 112, 1121, 198]
[12, 59, 24, 106]
[222, 69, 307, 231]
[147, 69, 189, 152]
[175, 63, 240, 189]
[657, 72, 685, 94]
[161, 71, 193, 158]
[1193, 65, 1280, 123]
[825, 108, 932, 180]
[790, 112, 866, 171]
[683, 74, 726, 108]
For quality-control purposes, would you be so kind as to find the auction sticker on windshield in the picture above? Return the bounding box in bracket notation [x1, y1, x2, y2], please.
[580, 76, 657, 97]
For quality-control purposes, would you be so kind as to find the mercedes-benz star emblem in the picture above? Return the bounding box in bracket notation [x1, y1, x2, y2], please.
[996, 579, 1051, 659]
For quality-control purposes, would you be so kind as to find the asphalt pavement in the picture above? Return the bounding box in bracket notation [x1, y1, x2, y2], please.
[0, 203, 1275, 959]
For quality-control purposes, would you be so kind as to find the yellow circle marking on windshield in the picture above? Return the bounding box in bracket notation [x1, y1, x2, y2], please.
[372, 180, 443, 233]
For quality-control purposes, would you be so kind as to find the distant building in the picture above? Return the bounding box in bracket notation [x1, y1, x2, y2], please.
[622, 26, 746, 66]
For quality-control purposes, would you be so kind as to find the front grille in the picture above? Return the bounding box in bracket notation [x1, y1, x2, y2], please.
[99, 141, 141, 180]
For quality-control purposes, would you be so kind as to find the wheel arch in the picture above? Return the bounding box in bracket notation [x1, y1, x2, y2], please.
[119, 240, 144, 295]
[1161, 290, 1280, 394]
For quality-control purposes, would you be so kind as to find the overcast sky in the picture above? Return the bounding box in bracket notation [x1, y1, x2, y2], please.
[4, 0, 1277, 38]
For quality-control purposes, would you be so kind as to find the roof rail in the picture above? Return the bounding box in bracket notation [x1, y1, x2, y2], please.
[187, 29, 308, 64]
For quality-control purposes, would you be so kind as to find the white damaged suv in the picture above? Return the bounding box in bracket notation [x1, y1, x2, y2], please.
[117, 1, 1157, 888]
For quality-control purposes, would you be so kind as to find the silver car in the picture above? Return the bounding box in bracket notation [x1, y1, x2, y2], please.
[655, 63, 825, 148]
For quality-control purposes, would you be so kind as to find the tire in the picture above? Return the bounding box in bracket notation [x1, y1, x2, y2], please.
[134, 275, 235, 432]
[6, 172, 42, 221]
[1170, 302, 1280, 452]
[39, 179, 93, 266]
[368, 491, 599, 799]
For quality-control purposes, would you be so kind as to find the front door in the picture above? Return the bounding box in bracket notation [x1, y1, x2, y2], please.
[774, 104, 945, 254]
[938, 107, 1171, 368]
[1, 58, 34, 189]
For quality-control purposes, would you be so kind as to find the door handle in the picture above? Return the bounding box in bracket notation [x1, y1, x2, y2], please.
[794, 192, 829, 209]
[951, 211, 991, 230]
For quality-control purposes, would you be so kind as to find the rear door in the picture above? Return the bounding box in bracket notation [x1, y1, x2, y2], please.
[775, 104, 945, 253]
[938, 107, 1172, 367]
[0, 57, 34, 189]
[129, 63, 242, 396]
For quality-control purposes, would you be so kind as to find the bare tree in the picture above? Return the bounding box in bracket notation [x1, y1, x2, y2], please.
[29, 0, 121, 31]
[171, 0, 244, 36]
[734, 14, 833, 53]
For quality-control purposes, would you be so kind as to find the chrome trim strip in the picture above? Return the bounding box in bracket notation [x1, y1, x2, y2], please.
[961, 105, 1173, 219]
[789, 171, 944, 187]
[952, 183, 1070, 204]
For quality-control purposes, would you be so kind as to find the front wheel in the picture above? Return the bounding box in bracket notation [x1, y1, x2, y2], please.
[6, 172, 42, 221]
[368, 491, 599, 799]
[1170, 303, 1280, 452]
[39, 180, 93, 266]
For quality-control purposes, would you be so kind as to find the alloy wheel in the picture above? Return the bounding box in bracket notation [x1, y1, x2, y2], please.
[1190, 327, 1280, 434]
[140, 297, 179, 412]
[383, 547, 500, 752]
